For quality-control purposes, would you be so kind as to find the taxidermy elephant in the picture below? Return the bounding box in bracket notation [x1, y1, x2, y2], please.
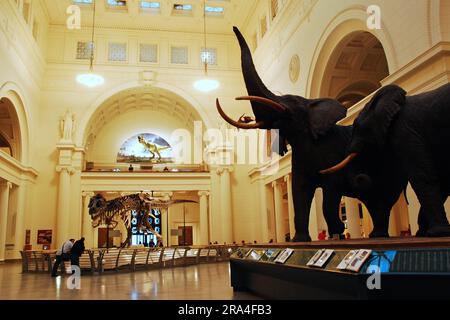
[216, 27, 405, 242]
[323, 83, 450, 237]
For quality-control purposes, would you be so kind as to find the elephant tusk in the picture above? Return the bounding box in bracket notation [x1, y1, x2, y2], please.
[236, 96, 287, 113]
[216, 99, 266, 129]
[319, 153, 358, 175]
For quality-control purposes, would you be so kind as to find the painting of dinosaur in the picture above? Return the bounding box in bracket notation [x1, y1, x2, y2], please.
[138, 135, 171, 161]
[88, 192, 196, 248]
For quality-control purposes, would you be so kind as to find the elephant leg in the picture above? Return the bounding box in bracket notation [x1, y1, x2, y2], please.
[322, 189, 345, 238]
[404, 149, 450, 237]
[415, 207, 428, 237]
[365, 203, 390, 238]
[290, 175, 315, 242]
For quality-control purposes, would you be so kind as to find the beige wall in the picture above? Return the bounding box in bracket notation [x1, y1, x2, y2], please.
[1, 0, 450, 258]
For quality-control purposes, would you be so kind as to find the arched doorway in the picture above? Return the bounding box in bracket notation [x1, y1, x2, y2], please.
[0, 97, 23, 161]
[319, 31, 389, 107]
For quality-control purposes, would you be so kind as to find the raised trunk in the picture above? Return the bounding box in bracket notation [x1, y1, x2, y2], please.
[233, 26, 279, 121]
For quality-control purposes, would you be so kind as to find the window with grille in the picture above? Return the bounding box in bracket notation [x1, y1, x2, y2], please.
[260, 16, 267, 38]
[140, 44, 158, 63]
[271, 0, 279, 20]
[171, 46, 188, 64]
[201, 48, 217, 65]
[109, 43, 127, 62]
[76, 41, 93, 60]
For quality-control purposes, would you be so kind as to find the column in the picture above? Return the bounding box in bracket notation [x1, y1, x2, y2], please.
[198, 191, 210, 245]
[162, 192, 173, 247]
[219, 167, 233, 244]
[56, 166, 74, 246]
[344, 197, 361, 239]
[0, 182, 12, 262]
[82, 192, 95, 249]
[272, 181, 285, 243]
[14, 183, 27, 253]
[284, 175, 296, 240]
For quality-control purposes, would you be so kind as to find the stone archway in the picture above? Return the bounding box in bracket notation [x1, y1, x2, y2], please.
[319, 30, 389, 108]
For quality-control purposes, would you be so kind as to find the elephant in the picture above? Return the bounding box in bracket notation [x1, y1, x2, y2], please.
[216, 27, 406, 242]
[322, 83, 450, 237]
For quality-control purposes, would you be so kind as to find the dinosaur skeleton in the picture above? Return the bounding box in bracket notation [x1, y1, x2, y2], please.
[88, 192, 196, 248]
[138, 136, 171, 161]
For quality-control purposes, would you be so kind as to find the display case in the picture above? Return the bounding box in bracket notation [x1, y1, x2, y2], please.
[230, 246, 450, 300]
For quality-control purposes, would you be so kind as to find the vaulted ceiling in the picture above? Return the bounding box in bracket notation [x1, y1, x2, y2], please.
[42, 0, 258, 34]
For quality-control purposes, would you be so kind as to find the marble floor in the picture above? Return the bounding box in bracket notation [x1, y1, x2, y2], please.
[0, 262, 260, 300]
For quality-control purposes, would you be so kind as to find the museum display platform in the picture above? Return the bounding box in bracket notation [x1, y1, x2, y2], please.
[230, 237, 450, 300]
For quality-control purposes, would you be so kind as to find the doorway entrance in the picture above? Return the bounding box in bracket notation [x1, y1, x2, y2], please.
[98, 228, 113, 248]
[178, 226, 193, 246]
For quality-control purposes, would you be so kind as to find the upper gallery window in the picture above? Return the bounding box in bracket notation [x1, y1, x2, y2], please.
[140, 44, 158, 63]
[77, 41, 93, 60]
[171, 46, 188, 64]
[205, 6, 224, 15]
[173, 4, 192, 15]
[141, 1, 160, 9]
[108, 42, 127, 62]
[201, 48, 217, 65]
[107, 0, 127, 7]
[73, 0, 93, 4]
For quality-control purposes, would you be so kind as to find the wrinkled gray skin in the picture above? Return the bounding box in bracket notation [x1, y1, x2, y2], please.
[218, 27, 406, 242]
[341, 83, 450, 237]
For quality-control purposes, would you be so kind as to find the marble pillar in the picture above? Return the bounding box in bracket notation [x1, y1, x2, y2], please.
[56, 166, 74, 246]
[198, 191, 210, 245]
[0, 182, 12, 262]
[272, 181, 285, 243]
[284, 175, 296, 240]
[82, 192, 95, 249]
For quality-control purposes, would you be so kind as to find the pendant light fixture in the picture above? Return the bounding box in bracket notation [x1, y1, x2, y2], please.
[76, 0, 104, 88]
[194, 0, 220, 92]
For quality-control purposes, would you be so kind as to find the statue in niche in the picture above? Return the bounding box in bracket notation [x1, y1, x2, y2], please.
[60, 109, 75, 142]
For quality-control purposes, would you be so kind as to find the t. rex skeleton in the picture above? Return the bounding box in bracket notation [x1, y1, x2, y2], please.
[88, 192, 196, 247]
[138, 136, 171, 161]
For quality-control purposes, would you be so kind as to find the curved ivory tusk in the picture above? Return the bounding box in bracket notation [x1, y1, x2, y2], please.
[216, 99, 266, 129]
[236, 96, 287, 113]
[319, 153, 358, 175]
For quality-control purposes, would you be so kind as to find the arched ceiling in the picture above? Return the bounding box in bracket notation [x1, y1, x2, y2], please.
[43, 0, 258, 34]
[321, 31, 389, 107]
[84, 86, 203, 146]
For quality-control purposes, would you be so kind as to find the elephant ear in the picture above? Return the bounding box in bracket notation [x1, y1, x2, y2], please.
[359, 85, 406, 149]
[308, 99, 347, 139]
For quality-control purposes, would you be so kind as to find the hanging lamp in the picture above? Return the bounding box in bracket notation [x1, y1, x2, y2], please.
[194, 0, 220, 92]
[77, 0, 104, 87]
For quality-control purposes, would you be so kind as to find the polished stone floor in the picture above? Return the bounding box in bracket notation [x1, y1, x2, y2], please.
[0, 262, 260, 300]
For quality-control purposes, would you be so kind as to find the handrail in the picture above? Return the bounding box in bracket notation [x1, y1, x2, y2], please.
[20, 246, 241, 275]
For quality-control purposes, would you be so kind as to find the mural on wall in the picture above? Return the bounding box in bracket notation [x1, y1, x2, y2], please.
[117, 133, 173, 163]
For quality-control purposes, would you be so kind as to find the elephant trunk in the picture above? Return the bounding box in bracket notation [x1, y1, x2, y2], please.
[233, 26, 279, 120]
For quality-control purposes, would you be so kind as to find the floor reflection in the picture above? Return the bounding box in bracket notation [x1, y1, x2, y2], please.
[0, 262, 260, 300]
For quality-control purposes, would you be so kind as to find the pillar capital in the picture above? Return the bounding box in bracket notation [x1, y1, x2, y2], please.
[56, 166, 75, 175]
[82, 191, 95, 198]
[271, 180, 283, 189]
[1, 181, 13, 189]
[283, 174, 291, 183]
[198, 191, 210, 197]
[216, 166, 234, 175]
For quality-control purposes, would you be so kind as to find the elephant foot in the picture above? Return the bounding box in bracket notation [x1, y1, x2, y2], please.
[426, 225, 450, 237]
[369, 230, 390, 238]
[292, 233, 311, 242]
